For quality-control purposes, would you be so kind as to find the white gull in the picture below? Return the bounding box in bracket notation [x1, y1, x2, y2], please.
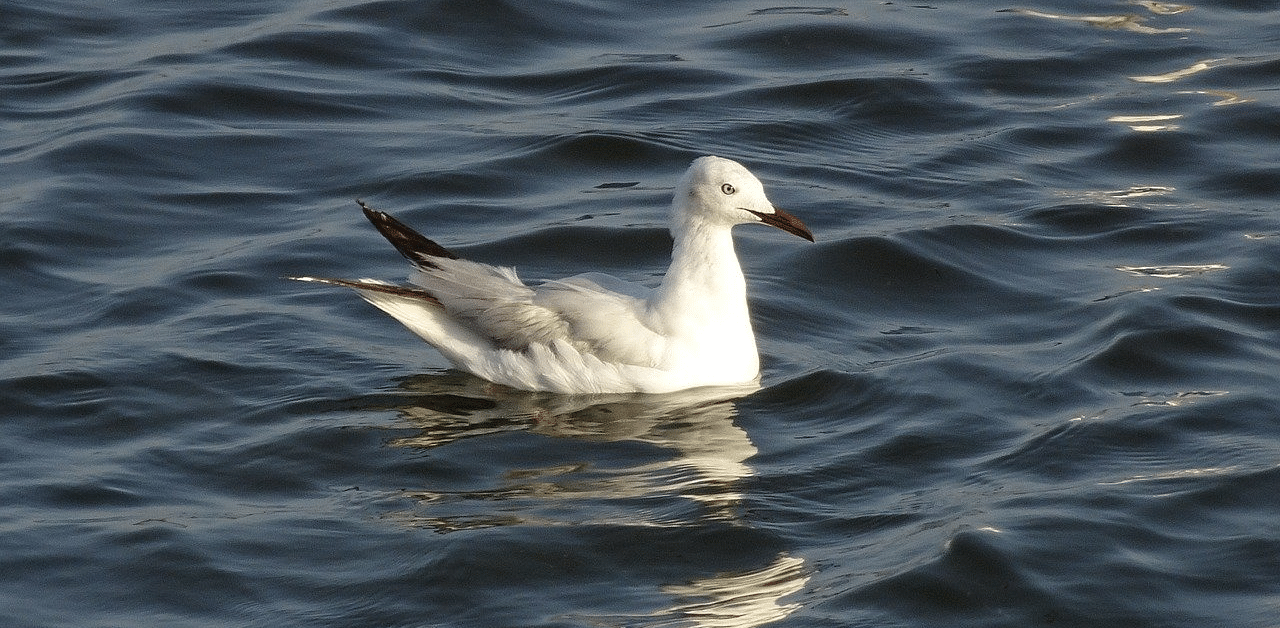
[293, 156, 813, 394]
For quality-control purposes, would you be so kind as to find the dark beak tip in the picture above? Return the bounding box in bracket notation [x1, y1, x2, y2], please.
[752, 207, 815, 242]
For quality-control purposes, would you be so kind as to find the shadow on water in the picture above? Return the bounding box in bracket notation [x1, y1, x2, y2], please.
[344, 373, 809, 627]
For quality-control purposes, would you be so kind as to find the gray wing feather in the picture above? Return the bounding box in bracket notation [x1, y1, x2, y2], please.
[352, 203, 665, 365]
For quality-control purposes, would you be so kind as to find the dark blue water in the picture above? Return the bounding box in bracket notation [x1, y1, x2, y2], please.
[4, 1, 1279, 626]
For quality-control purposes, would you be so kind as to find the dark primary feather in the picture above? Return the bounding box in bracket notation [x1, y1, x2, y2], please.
[358, 200, 460, 269]
[292, 276, 441, 306]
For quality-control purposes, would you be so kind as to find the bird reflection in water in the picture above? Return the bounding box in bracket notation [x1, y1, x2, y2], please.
[360, 373, 809, 626]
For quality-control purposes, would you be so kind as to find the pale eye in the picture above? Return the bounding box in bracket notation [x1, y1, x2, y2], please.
[720, 183, 736, 195]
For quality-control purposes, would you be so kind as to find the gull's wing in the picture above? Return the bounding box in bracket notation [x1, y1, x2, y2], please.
[356, 204, 666, 366]
[533, 274, 665, 367]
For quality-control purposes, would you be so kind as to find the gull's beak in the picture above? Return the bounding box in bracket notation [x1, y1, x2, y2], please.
[748, 207, 815, 242]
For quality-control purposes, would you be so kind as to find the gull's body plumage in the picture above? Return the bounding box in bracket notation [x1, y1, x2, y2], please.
[295, 156, 813, 394]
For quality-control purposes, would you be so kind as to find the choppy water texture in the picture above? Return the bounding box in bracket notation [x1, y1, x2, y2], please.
[4, 1, 1280, 626]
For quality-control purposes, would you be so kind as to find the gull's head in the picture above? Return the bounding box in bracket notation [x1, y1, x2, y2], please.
[674, 156, 814, 242]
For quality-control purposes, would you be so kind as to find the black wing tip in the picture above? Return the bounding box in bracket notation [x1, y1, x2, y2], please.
[290, 275, 442, 306]
[355, 200, 460, 266]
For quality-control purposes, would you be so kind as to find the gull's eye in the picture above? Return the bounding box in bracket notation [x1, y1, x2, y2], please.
[720, 183, 737, 195]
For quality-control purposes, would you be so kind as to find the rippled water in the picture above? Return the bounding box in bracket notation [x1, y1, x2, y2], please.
[4, 1, 1279, 626]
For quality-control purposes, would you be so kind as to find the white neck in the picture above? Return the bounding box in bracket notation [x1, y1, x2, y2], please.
[653, 218, 750, 333]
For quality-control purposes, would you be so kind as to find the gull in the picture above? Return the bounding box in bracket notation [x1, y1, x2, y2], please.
[293, 156, 813, 394]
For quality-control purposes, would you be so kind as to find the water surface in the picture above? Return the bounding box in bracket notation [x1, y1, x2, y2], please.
[3, 1, 1279, 626]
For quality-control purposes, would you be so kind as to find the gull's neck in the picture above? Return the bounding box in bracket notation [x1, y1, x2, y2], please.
[652, 216, 750, 331]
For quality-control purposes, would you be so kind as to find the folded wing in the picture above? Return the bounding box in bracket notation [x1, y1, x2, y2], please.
[335, 204, 665, 367]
